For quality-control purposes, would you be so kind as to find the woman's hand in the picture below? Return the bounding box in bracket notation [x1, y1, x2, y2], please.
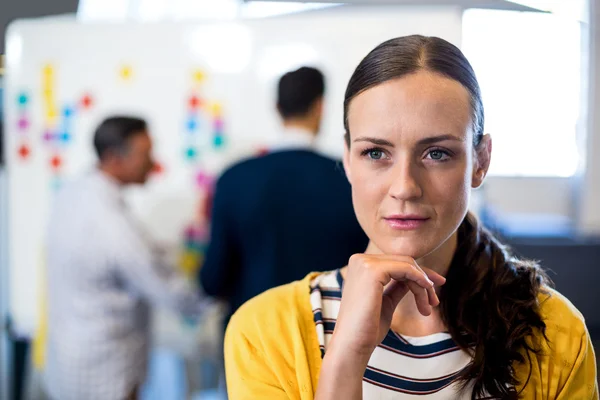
[315, 254, 446, 400]
[334, 254, 446, 356]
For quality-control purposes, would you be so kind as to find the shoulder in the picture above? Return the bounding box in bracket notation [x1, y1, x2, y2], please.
[526, 287, 590, 370]
[515, 289, 597, 397]
[225, 272, 322, 348]
[218, 151, 344, 186]
[537, 287, 587, 339]
[228, 272, 319, 333]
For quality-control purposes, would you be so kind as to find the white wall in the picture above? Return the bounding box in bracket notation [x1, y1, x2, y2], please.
[579, 0, 600, 235]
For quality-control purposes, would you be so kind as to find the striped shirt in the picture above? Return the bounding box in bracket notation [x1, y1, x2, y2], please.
[310, 269, 475, 399]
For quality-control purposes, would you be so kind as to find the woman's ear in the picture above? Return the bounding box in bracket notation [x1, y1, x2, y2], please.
[472, 134, 492, 189]
[343, 140, 352, 184]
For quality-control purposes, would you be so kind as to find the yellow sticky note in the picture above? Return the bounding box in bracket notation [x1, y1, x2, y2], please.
[43, 89, 53, 101]
[211, 102, 222, 116]
[43, 64, 54, 77]
[193, 69, 205, 84]
[178, 251, 203, 278]
[120, 65, 133, 80]
[47, 107, 58, 120]
[42, 79, 54, 91]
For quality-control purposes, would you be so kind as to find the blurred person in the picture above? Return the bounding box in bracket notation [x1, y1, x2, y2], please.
[44, 116, 204, 400]
[200, 66, 368, 328]
[224, 36, 598, 399]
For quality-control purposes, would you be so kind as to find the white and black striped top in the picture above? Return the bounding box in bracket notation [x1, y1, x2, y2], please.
[310, 269, 475, 399]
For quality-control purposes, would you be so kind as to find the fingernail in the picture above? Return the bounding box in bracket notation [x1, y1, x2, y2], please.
[427, 278, 434, 286]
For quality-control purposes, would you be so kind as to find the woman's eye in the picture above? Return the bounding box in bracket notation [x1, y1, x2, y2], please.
[427, 149, 450, 161]
[368, 150, 384, 160]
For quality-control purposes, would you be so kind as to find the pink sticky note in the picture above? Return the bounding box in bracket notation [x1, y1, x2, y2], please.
[196, 172, 214, 188]
[18, 117, 29, 131]
[184, 225, 196, 240]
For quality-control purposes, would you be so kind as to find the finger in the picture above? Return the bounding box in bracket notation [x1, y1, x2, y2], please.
[410, 265, 440, 306]
[383, 263, 435, 290]
[426, 284, 440, 307]
[421, 267, 446, 287]
[364, 254, 446, 287]
[409, 263, 445, 295]
[383, 279, 410, 308]
[406, 280, 432, 316]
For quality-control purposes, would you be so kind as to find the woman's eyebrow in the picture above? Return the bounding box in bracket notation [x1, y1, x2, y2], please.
[353, 137, 394, 147]
[417, 134, 464, 145]
[353, 134, 464, 147]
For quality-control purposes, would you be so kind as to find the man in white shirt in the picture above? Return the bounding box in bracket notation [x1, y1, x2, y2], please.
[44, 116, 203, 400]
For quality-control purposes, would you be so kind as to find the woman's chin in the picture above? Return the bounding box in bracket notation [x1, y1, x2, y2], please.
[372, 238, 434, 260]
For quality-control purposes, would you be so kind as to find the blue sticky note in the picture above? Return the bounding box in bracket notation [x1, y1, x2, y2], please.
[214, 135, 224, 148]
[60, 132, 71, 142]
[17, 93, 29, 106]
[187, 116, 198, 132]
[185, 147, 197, 159]
[63, 106, 74, 118]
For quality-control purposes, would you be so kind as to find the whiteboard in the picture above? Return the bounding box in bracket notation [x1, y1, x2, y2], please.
[3, 5, 463, 335]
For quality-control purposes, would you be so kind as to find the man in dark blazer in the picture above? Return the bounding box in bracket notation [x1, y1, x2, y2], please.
[200, 67, 368, 325]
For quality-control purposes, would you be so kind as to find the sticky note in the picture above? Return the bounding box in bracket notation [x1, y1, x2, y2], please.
[17, 93, 29, 107]
[60, 132, 71, 143]
[18, 144, 31, 159]
[43, 64, 54, 77]
[120, 65, 133, 80]
[62, 106, 74, 118]
[178, 250, 202, 278]
[50, 155, 62, 170]
[43, 130, 55, 142]
[185, 147, 197, 160]
[81, 94, 93, 109]
[187, 116, 198, 132]
[17, 117, 29, 131]
[47, 107, 59, 120]
[193, 69, 205, 84]
[43, 88, 53, 100]
[214, 135, 225, 148]
[196, 172, 214, 188]
[210, 102, 222, 116]
[188, 95, 202, 109]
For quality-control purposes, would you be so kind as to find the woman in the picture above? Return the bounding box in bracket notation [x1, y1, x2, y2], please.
[224, 35, 598, 399]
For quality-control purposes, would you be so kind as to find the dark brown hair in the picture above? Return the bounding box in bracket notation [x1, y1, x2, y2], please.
[277, 66, 325, 119]
[343, 35, 550, 399]
[93, 116, 148, 160]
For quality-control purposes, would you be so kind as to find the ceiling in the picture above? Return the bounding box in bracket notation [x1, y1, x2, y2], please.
[245, 0, 541, 11]
[1, 0, 582, 56]
[1, 0, 79, 55]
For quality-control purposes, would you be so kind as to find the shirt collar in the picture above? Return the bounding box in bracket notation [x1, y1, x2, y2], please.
[92, 169, 124, 204]
[271, 126, 316, 152]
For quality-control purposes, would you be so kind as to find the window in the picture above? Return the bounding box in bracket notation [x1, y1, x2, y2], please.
[462, 9, 582, 177]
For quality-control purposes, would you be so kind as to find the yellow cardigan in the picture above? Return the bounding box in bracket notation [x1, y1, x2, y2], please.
[225, 272, 598, 399]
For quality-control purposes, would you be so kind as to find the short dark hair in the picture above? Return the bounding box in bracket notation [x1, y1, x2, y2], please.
[277, 66, 325, 119]
[93, 116, 148, 160]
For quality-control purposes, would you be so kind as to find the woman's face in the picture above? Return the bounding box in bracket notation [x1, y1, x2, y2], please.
[344, 70, 491, 259]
